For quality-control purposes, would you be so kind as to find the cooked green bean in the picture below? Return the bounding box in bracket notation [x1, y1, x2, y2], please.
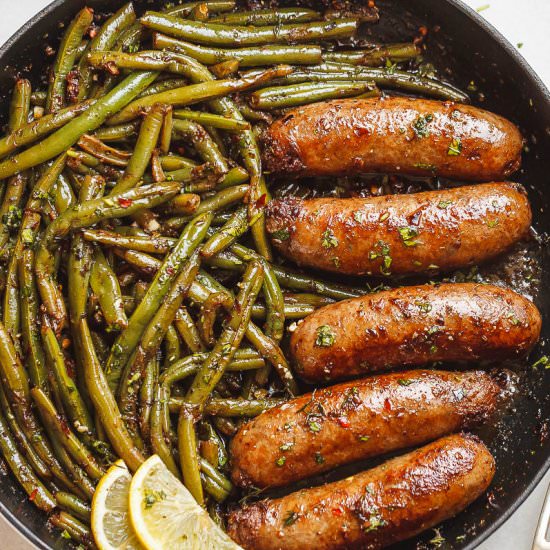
[164, 0, 236, 17]
[47, 8, 94, 113]
[106, 212, 213, 387]
[323, 43, 420, 66]
[76, 3, 137, 101]
[173, 109, 250, 131]
[198, 292, 232, 347]
[78, 134, 131, 167]
[210, 8, 321, 25]
[139, 357, 159, 444]
[138, 78, 189, 98]
[141, 12, 358, 47]
[178, 405, 203, 502]
[153, 33, 322, 66]
[82, 228, 177, 253]
[250, 81, 377, 109]
[201, 205, 248, 258]
[170, 396, 284, 416]
[55, 492, 91, 523]
[50, 511, 94, 548]
[0, 72, 158, 179]
[175, 308, 206, 353]
[92, 121, 140, 142]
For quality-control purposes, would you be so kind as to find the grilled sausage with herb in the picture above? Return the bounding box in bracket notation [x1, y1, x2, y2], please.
[266, 182, 531, 276]
[262, 96, 523, 180]
[228, 433, 495, 550]
[290, 283, 541, 382]
[230, 369, 500, 489]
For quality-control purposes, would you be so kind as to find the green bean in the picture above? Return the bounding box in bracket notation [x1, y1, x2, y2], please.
[164, 0, 236, 17]
[9, 78, 31, 131]
[106, 212, 213, 387]
[78, 134, 131, 167]
[178, 405, 203, 501]
[259, 62, 470, 102]
[186, 260, 264, 406]
[201, 205, 248, 258]
[0, 384, 51, 480]
[323, 43, 420, 66]
[76, 3, 137, 101]
[141, 12, 358, 47]
[172, 118, 228, 173]
[78, 319, 144, 472]
[50, 512, 94, 548]
[171, 396, 284, 416]
[35, 181, 181, 330]
[115, 21, 143, 53]
[139, 78, 189, 98]
[211, 416, 237, 437]
[175, 308, 206, 353]
[51, 172, 77, 214]
[0, 71, 158, 180]
[139, 357, 159, 444]
[118, 250, 201, 446]
[210, 8, 321, 25]
[164, 324, 182, 367]
[111, 103, 166, 194]
[46, 8, 94, 113]
[210, 59, 240, 78]
[113, 248, 161, 276]
[161, 154, 197, 171]
[198, 292, 232, 347]
[249, 81, 377, 110]
[199, 457, 232, 492]
[153, 33, 322, 66]
[55, 492, 91, 523]
[42, 325, 97, 448]
[31, 388, 105, 481]
[0, 408, 56, 513]
[160, 105, 174, 155]
[92, 121, 140, 142]
[90, 248, 128, 331]
[173, 109, 250, 131]
[161, 193, 201, 216]
[0, 100, 94, 160]
[82, 228, 177, 253]
[164, 183, 248, 231]
[107, 65, 291, 125]
[0, 320, 75, 490]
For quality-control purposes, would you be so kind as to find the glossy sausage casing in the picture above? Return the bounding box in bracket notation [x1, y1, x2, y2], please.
[290, 283, 541, 382]
[262, 97, 523, 180]
[230, 369, 500, 489]
[266, 182, 531, 276]
[228, 433, 495, 550]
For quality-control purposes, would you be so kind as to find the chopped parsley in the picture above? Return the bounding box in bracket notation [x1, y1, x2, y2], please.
[358, 435, 370, 442]
[275, 456, 286, 467]
[380, 212, 390, 222]
[397, 379, 413, 386]
[398, 226, 420, 247]
[412, 113, 434, 138]
[486, 218, 500, 228]
[437, 200, 452, 209]
[315, 325, 336, 347]
[353, 210, 366, 224]
[447, 137, 462, 156]
[284, 511, 298, 526]
[415, 300, 432, 313]
[414, 162, 437, 171]
[280, 442, 294, 452]
[315, 452, 325, 464]
[271, 228, 290, 241]
[533, 356, 550, 368]
[429, 528, 446, 547]
[369, 240, 392, 276]
[322, 228, 338, 249]
[308, 420, 322, 433]
[364, 514, 387, 532]
[143, 489, 167, 509]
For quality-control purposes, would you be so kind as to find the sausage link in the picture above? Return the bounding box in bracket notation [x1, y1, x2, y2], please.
[265, 182, 531, 276]
[290, 283, 541, 382]
[230, 369, 500, 489]
[228, 433, 495, 550]
[262, 97, 522, 180]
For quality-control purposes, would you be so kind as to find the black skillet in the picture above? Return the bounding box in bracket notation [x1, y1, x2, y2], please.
[0, 0, 548, 548]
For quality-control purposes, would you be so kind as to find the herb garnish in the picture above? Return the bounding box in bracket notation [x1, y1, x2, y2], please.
[447, 137, 462, 156]
[284, 511, 298, 526]
[412, 114, 434, 138]
[369, 240, 392, 275]
[533, 356, 550, 368]
[315, 325, 336, 347]
[398, 226, 420, 247]
[322, 228, 338, 248]
[271, 228, 290, 241]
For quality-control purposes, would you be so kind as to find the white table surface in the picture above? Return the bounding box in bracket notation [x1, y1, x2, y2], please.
[1, 1, 549, 549]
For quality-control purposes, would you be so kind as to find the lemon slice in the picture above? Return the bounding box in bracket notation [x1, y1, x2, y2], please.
[129, 455, 242, 550]
[91, 459, 144, 550]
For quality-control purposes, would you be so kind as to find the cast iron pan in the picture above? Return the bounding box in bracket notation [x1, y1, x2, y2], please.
[0, 0, 548, 548]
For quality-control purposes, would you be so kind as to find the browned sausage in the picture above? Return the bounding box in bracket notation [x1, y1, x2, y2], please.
[262, 97, 522, 180]
[290, 283, 541, 382]
[265, 182, 531, 276]
[230, 369, 500, 489]
[228, 433, 495, 550]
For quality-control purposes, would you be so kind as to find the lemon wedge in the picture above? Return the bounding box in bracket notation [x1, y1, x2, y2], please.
[91, 459, 144, 550]
[128, 455, 242, 550]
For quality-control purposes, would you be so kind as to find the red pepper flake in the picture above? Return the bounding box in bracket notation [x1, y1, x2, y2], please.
[337, 416, 351, 428]
[29, 488, 38, 502]
[384, 398, 392, 412]
[166, 267, 175, 276]
[255, 194, 267, 209]
[60, 419, 71, 436]
[332, 507, 343, 516]
[118, 197, 133, 208]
